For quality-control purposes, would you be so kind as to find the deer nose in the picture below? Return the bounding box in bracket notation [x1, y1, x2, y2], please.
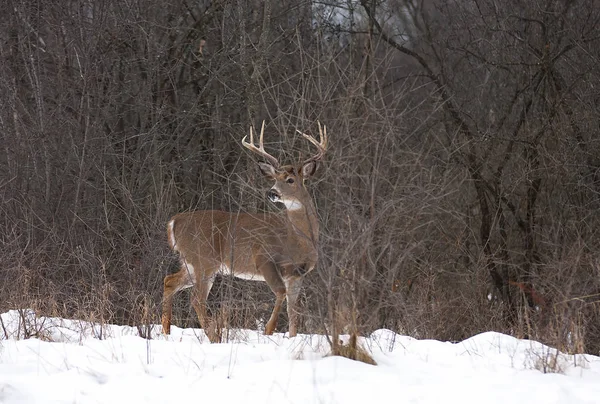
[266, 189, 281, 202]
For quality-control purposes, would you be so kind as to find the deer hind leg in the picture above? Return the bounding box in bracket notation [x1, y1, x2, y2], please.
[256, 256, 286, 335]
[190, 273, 216, 342]
[161, 266, 194, 334]
[285, 276, 303, 337]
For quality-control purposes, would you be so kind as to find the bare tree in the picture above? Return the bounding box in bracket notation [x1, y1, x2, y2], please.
[1, 0, 599, 353]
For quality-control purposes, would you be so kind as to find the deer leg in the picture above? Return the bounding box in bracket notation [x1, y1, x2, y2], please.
[161, 269, 193, 334]
[265, 291, 286, 335]
[285, 276, 303, 337]
[257, 257, 286, 335]
[190, 273, 216, 342]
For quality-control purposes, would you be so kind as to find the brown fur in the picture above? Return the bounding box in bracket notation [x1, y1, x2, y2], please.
[162, 124, 326, 342]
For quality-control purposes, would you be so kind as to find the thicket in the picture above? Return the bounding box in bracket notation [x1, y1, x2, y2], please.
[1, 0, 599, 354]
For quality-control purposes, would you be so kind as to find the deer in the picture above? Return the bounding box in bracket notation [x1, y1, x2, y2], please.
[161, 121, 327, 342]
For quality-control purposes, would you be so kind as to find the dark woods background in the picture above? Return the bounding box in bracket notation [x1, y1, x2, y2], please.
[1, 0, 600, 353]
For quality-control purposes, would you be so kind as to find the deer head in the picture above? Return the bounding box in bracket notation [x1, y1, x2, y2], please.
[242, 120, 327, 211]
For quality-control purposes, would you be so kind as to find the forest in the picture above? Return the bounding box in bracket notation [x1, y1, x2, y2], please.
[1, 0, 599, 354]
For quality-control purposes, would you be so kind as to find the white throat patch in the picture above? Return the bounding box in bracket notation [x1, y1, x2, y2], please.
[281, 198, 304, 211]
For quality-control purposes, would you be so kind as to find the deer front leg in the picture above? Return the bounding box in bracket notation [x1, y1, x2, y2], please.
[257, 257, 286, 335]
[265, 291, 286, 335]
[285, 276, 303, 337]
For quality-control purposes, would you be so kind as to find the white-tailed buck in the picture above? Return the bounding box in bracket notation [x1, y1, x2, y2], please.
[161, 121, 327, 342]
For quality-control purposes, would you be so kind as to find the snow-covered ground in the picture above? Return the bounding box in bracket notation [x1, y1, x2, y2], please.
[1, 309, 599, 403]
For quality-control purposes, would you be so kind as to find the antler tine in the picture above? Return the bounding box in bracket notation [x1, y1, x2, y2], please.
[241, 120, 280, 168]
[297, 121, 328, 164]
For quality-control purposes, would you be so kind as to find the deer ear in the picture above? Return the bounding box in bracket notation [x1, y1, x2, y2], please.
[301, 161, 317, 178]
[258, 162, 277, 178]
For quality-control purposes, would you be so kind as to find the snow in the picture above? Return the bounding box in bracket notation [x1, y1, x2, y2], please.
[1, 309, 600, 403]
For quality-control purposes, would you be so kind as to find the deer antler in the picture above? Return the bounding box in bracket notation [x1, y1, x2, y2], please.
[297, 121, 328, 165]
[242, 120, 280, 168]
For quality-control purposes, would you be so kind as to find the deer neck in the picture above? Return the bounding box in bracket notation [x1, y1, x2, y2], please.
[283, 194, 319, 254]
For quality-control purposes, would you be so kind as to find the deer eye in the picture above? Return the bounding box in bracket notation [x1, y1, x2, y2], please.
[286, 177, 295, 184]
